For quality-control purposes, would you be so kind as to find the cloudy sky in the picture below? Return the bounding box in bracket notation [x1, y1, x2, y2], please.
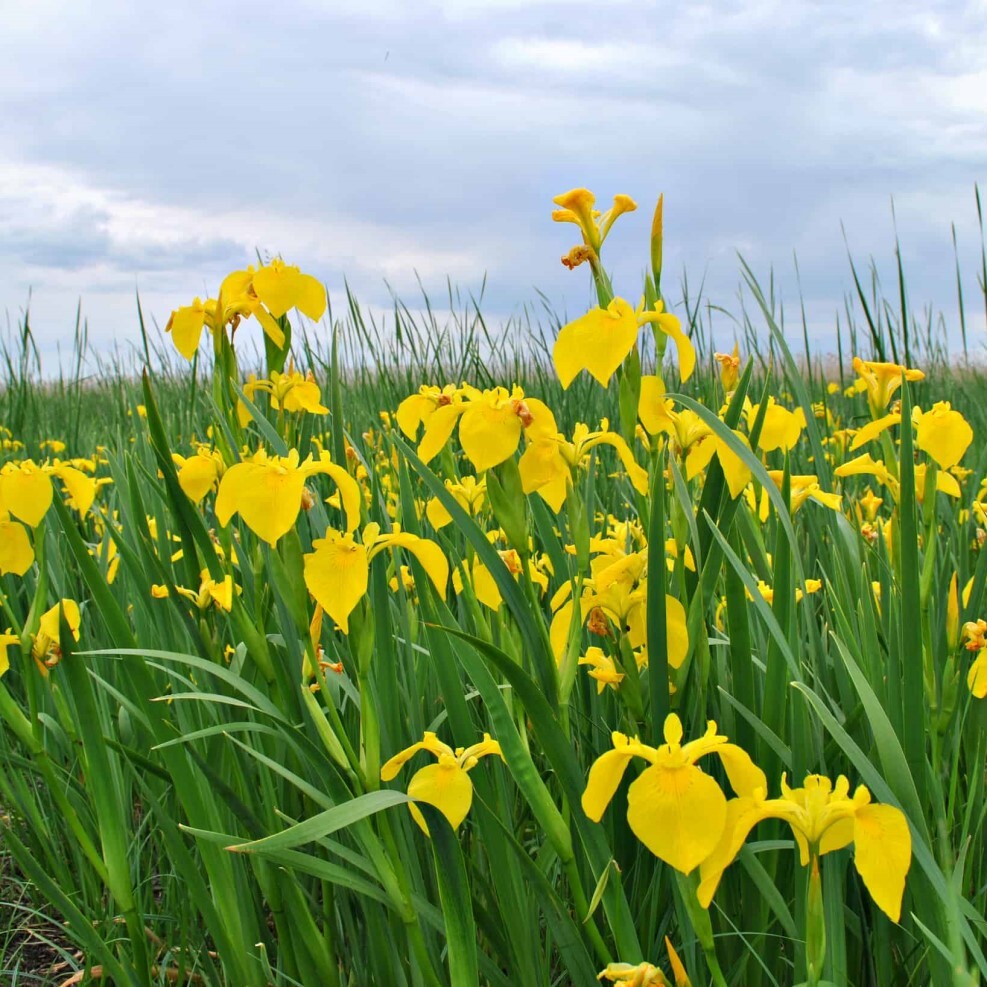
[2, 0, 986, 366]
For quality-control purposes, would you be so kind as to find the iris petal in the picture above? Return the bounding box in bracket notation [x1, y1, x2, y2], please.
[553, 299, 639, 389]
[626, 763, 727, 874]
[0, 521, 33, 576]
[852, 804, 912, 922]
[407, 762, 474, 834]
[581, 742, 637, 822]
[1, 467, 53, 528]
[303, 533, 369, 635]
[216, 462, 304, 546]
[459, 402, 522, 472]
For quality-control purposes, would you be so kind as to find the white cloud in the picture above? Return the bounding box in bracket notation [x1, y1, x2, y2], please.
[491, 37, 654, 73]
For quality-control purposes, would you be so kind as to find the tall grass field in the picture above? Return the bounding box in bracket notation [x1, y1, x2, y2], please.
[0, 187, 985, 986]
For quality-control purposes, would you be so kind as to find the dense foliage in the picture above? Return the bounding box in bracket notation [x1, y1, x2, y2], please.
[0, 188, 985, 986]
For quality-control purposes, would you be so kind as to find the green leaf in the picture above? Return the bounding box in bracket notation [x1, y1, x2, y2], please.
[895, 377, 928, 807]
[49, 497, 136, 649]
[829, 636, 928, 843]
[419, 803, 479, 986]
[396, 434, 558, 705]
[227, 790, 412, 854]
[431, 623, 643, 960]
[646, 446, 670, 738]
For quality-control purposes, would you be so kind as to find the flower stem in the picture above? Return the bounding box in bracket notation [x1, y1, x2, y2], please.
[805, 854, 826, 987]
[674, 870, 728, 987]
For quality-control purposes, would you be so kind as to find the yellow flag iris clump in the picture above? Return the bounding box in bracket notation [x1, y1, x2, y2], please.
[11, 181, 980, 987]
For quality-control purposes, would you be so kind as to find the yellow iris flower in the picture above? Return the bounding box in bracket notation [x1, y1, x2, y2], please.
[578, 646, 626, 694]
[582, 714, 765, 875]
[549, 549, 688, 669]
[765, 471, 841, 514]
[451, 545, 550, 612]
[836, 453, 961, 502]
[637, 382, 750, 496]
[554, 299, 694, 391]
[173, 446, 226, 503]
[835, 452, 898, 493]
[425, 474, 486, 530]
[397, 384, 557, 472]
[32, 599, 82, 674]
[698, 773, 912, 922]
[858, 487, 883, 521]
[0, 459, 96, 526]
[849, 401, 973, 473]
[968, 651, 987, 698]
[747, 398, 806, 454]
[598, 938, 690, 986]
[714, 344, 741, 393]
[851, 356, 925, 418]
[166, 260, 326, 360]
[238, 367, 329, 426]
[749, 577, 823, 606]
[519, 421, 650, 512]
[215, 448, 360, 546]
[849, 412, 901, 451]
[152, 570, 236, 613]
[457, 387, 553, 472]
[0, 459, 97, 576]
[637, 379, 705, 446]
[913, 402, 973, 469]
[303, 523, 447, 634]
[597, 962, 670, 986]
[380, 731, 503, 834]
[551, 187, 637, 254]
[395, 384, 460, 444]
[964, 620, 987, 698]
[683, 431, 752, 499]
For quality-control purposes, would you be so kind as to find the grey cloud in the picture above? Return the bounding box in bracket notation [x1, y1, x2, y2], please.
[0, 197, 247, 277]
[0, 0, 985, 354]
